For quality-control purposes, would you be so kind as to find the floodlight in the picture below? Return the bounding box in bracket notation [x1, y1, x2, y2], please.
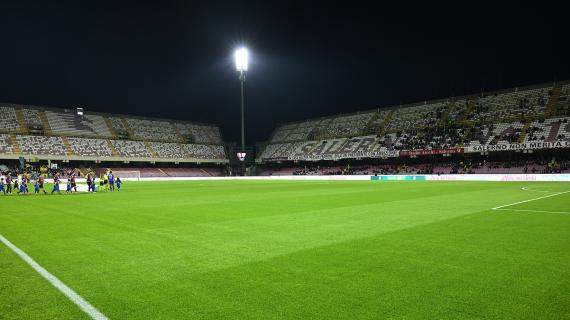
[234, 47, 248, 72]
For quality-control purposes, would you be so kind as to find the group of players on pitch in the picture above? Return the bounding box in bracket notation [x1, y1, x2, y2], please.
[0, 170, 122, 195]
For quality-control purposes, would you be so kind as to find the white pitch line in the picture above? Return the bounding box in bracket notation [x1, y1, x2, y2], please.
[0, 234, 108, 320]
[491, 190, 570, 210]
[494, 208, 570, 215]
[520, 187, 551, 193]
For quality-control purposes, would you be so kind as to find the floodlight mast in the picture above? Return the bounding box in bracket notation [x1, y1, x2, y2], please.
[235, 48, 248, 150]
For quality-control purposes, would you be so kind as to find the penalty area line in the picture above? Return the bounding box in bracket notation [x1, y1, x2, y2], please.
[491, 190, 570, 211]
[0, 234, 108, 320]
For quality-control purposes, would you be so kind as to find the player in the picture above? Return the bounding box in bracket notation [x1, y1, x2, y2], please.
[116, 176, 121, 191]
[66, 178, 72, 193]
[38, 175, 47, 194]
[5, 175, 12, 194]
[51, 174, 60, 194]
[34, 179, 40, 194]
[0, 177, 5, 195]
[103, 172, 109, 191]
[108, 170, 115, 191]
[13, 177, 19, 194]
[70, 174, 77, 192]
[18, 176, 27, 195]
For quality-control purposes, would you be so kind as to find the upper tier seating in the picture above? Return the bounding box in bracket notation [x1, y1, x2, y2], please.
[468, 87, 550, 122]
[45, 110, 113, 137]
[318, 112, 375, 138]
[0, 105, 21, 132]
[386, 101, 446, 131]
[16, 135, 67, 155]
[554, 84, 570, 116]
[175, 123, 223, 144]
[126, 118, 179, 142]
[67, 137, 113, 157]
[22, 107, 43, 129]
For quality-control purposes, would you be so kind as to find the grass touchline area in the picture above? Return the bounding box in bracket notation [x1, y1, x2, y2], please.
[1, 180, 569, 319]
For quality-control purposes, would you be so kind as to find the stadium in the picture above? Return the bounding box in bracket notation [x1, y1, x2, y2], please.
[1, 2, 569, 320]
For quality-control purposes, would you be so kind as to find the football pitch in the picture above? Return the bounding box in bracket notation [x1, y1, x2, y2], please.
[1, 180, 569, 319]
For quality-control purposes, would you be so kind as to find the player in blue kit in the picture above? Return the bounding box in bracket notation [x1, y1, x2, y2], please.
[108, 171, 115, 191]
[0, 177, 5, 195]
[66, 179, 72, 193]
[116, 176, 122, 191]
[34, 179, 40, 194]
[18, 176, 27, 195]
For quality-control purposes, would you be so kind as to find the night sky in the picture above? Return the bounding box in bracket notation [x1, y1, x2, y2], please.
[1, 1, 569, 144]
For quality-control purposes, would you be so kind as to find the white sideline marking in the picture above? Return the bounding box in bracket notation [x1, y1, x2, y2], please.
[520, 187, 551, 193]
[491, 190, 570, 210]
[0, 234, 108, 320]
[494, 208, 570, 215]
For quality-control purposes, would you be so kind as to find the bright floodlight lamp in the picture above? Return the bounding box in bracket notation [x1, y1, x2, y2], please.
[234, 47, 248, 157]
[234, 47, 249, 72]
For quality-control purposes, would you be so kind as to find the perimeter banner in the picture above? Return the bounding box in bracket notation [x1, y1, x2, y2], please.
[400, 147, 464, 157]
[466, 140, 570, 153]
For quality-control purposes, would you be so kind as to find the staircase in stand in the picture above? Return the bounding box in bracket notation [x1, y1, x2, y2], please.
[518, 119, 532, 143]
[61, 137, 74, 156]
[14, 106, 28, 134]
[363, 112, 380, 135]
[104, 116, 118, 138]
[377, 109, 395, 136]
[438, 100, 456, 127]
[172, 121, 186, 143]
[107, 140, 120, 157]
[544, 84, 561, 117]
[121, 118, 134, 139]
[144, 141, 158, 158]
[10, 134, 21, 154]
[39, 111, 52, 135]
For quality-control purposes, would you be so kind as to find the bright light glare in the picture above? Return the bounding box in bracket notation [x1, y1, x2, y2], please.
[235, 47, 248, 71]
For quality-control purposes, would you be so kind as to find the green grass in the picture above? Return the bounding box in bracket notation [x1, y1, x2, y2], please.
[1, 180, 569, 319]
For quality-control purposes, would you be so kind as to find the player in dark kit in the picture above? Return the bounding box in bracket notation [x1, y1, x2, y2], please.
[116, 176, 122, 191]
[70, 174, 77, 192]
[6, 175, 12, 194]
[38, 175, 47, 194]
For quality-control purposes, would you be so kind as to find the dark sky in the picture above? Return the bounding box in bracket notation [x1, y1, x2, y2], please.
[1, 1, 569, 144]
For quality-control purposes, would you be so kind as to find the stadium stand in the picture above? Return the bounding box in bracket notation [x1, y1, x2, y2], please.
[45, 110, 113, 137]
[126, 118, 179, 142]
[150, 142, 187, 158]
[0, 103, 227, 163]
[111, 140, 153, 158]
[22, 107, 43, 131]
[259, 81, 570, 163]
[16, 135, 67, 156]
[0, 134, 14, 154]
[175, 123, 224, 144]
[0, 105, 21, 132]
[67, 137, 113, 157]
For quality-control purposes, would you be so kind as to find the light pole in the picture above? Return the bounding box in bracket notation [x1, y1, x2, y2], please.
[235, 47, 248, 150]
